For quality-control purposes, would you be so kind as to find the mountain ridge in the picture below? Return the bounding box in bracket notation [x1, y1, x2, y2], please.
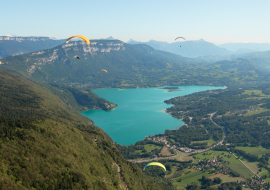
[0, 40, 196, 88]
[0, 36, 65, 58]
[1, 39, 270, 90]
[127, 39, 232, 57]
[219, 42, 270, 52]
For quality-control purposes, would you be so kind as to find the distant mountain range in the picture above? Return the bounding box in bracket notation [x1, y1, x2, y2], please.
[2, 35, 270, 60]
[127, 39, 232, 57]
[218, 42, 270, 52]
[0, 36, 65, 58]
[127, 39, 270, 58]
[100, 36, 116, 40]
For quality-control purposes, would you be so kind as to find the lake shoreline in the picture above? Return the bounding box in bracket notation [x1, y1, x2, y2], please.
[82, 85, 226, 145]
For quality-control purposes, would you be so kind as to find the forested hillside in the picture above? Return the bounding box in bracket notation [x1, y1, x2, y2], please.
[0, 71, 175, 190]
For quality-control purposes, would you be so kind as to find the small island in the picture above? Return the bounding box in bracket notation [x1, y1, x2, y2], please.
[158, 86, 182, 92]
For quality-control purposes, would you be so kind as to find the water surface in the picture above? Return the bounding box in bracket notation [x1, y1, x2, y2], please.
[81, 86, 225, 145]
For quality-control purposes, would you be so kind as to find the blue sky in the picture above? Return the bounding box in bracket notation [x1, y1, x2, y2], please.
[1, 0, 270, 44]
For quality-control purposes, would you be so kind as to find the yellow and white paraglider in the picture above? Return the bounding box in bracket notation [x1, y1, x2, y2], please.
[98, 69, 107, 73]
[143, 162, 166, 172]
[66, 35, 90, 45]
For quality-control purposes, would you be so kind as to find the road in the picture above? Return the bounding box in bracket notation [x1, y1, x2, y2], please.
[230, 152, 259, 177]
[209, 112, 227, 145]
[189, 112, 227, 154]
[129, 112, 263, 181]
[210, 113, 261, 179]
[129, 112, 226, 163]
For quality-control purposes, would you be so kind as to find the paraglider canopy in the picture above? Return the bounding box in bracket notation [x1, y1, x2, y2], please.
[98, 69, 107, 73]
[143, 162, 166, 171]
[175, 37, 186, 41]
[66, 35, 90, 45]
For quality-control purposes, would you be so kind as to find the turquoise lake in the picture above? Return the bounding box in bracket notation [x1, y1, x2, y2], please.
[81, 86, 225, 145]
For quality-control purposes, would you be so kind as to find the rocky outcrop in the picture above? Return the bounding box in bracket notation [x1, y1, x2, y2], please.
[62, 41, 125, 54]
[27, 65, 36, 74]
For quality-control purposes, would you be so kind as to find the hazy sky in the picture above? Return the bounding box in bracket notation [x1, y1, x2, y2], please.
[1, 0, 270, 44]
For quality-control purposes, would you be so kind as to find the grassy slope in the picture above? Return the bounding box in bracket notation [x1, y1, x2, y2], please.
[235, 146, 270, 158]
[0, 70, 175, 190]
[173, 170, 213, 189]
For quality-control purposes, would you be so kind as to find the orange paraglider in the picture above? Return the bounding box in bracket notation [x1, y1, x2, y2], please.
[66, 35, 90, 45]
[98, 69, 107, 73]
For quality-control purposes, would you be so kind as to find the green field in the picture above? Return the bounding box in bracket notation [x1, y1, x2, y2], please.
[134, 144, 163, 154]
[219, 175, 245, 183]
[243, 108, 268, 116]
[144, 144, 162, 152]
[194, 150, 254, 179]
[263, 178, 270, 183]
[173, 170, 214, 189]
[243, 90, 264, 96]
[235, 146, 270, 158]
[241, 161, 259, 174]
[191, 138, 216, 146]
[258, 168, 269, 177]
[210, 175, 247, 189]
[212, 178, 252, 190]
[227, 163, 254, 179]
[170, 149, 265, 188]
[258, 168, 270, 183]
[222, 155, 241, 165]
[194, 150, 228, 160]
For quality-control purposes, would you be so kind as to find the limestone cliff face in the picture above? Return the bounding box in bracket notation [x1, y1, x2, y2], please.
[0, 39, 126, 75]
[24, 40, 126, 75]
[61, 41, 125, 54]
